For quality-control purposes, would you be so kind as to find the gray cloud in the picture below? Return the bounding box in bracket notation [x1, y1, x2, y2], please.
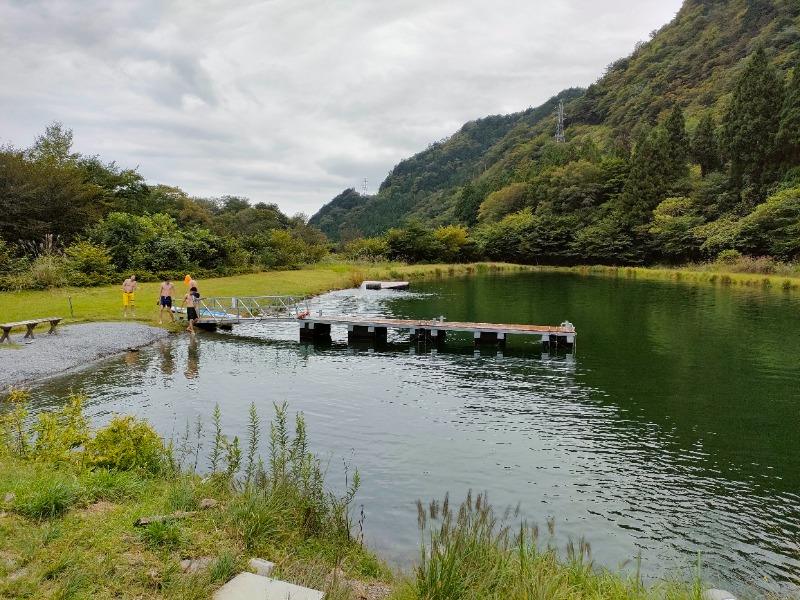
[0, 0, 683, 216]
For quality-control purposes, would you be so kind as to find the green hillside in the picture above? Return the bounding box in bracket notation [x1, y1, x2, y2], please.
[310, 0, 800, 265]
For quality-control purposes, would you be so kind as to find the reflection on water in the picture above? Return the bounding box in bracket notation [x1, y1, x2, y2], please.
[30, 274, 800, 599]
[185, 336, 199, 379]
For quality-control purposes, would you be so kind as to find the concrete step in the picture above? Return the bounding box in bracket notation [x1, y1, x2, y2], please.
[214, 572, 324, 600]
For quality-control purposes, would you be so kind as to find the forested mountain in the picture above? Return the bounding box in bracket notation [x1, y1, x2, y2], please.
[311, 0, 800, 265]
[310, 89, 583, 239]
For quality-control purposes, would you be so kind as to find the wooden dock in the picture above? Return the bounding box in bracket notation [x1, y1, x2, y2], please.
[298, 316, 576, 350]
[183, 296, 576, 350]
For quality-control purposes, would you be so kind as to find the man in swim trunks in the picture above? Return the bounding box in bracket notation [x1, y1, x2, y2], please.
[122, 274, 138, 317]
[158, 278, 176, 324]
[181, 287, 201, 334]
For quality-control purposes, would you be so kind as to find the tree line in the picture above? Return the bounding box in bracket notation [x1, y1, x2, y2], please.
[3, 46, 799, 289]
[0, 124, 328, 290]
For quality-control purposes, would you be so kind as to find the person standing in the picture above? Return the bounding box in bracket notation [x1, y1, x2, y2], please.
[158, 278, 176, 324]
[188, 277, 199, 298]
[181, 286, 201, 334]
[122, 274, 138, 317]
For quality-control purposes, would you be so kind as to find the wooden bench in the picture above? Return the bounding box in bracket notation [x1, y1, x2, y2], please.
[0, 317, 62, 344]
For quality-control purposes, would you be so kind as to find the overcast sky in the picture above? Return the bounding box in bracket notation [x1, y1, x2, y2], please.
[1, 0, 683, 217]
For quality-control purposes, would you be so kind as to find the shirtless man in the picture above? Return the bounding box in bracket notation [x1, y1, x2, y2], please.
[122, 274, 138, 317]
[181, 287, 201, 334]
[158, 278, 176, 324]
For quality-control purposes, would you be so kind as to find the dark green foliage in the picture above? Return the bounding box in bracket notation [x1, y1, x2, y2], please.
[473, 209, 580, 265]
[1, 123, 329, 281]
[305, 2, 800, 267]
[691, 113, 722, 178]
[736, 185, 800, 259]
[721, 46, 785, 197]
[776, 68, 800, 172]
[618, 131, 672, 225]
[64, 240, 117, 286]
[453, 182, 483, 225]
[571, 215, 641, 265]
[664, 105, 690, 181]
[384, 221, 441, 263]
[0, 147, 106, 243]
[647, 197, 704, 262]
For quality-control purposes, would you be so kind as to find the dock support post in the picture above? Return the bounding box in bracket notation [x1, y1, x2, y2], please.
[474, 331, 506, 348]
[299, 321, 331, 341]
[347, 325, 387, 341]
[541, 334, 575, 352]
[410, 328, 445, 344]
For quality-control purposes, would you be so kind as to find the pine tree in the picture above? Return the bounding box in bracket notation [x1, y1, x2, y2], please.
[776, 68, 800, 174]
[691, 113, 721, 178]
[664, 105, 690, 182]
[618, 130, 670, 225]
[721, 46, 785, 196]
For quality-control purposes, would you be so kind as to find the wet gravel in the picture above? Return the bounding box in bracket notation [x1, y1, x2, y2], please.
[0, 322, 169, 392]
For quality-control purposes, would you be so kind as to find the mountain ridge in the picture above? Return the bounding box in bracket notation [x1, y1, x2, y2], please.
[310, 0, 800, 261]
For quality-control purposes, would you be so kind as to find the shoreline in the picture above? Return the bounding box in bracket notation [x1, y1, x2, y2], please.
[0, 322, 169, 393]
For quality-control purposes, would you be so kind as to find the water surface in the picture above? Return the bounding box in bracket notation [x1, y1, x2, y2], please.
[32, 272, 800, 598]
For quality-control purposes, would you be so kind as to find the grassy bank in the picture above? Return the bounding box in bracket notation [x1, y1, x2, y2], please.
[2, 258, 797, 328]
[0, 391, 724, 600]
[0, 262, 530, 326]
[562, 263, 800, 292]
[0, 393, 389, 599]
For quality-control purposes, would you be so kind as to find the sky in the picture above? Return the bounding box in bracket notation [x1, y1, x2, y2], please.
[1, 0, 684, 217]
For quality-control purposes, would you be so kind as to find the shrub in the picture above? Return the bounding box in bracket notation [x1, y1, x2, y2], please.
[84, 415, 167, 475]
[342, 237, 389, 261]
[0, 388, 31, 457]
[32, 393, 90, 463]
[64, 240, 116, 286]
[25, 254, 71, 289]
[715, 249, 743, 265]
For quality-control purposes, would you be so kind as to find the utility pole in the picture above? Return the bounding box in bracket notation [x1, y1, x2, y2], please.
[555, 100, 566, 143]
[362, 178, 368, 196]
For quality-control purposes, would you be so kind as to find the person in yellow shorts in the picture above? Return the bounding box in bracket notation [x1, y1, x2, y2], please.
[122, 274, 138, 317]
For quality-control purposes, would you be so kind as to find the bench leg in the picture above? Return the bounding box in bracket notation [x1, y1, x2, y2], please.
[48, 321, 60, 334]
[24, 324, 36, 339]
[0, 329, 10, 344]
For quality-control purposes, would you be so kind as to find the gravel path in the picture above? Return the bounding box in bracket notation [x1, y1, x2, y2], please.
[0, 322, 169, 392]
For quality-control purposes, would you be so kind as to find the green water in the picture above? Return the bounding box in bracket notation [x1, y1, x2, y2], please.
[32, 271, 800, 598]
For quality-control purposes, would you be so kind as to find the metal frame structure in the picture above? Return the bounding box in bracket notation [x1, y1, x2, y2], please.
[189, 295, 310, 325]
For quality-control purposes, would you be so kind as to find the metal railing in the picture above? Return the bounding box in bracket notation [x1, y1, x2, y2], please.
[192, 295, 310, 324]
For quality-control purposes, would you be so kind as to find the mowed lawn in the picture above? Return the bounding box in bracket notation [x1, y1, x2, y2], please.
[0, 266, 370, 326]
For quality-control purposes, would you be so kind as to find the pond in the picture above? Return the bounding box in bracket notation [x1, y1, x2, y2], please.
[32, 271, 800, 598]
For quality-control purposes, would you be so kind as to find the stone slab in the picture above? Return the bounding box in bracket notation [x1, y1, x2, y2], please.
[248, 558, 276, 576]
[214, 572, 324, 600]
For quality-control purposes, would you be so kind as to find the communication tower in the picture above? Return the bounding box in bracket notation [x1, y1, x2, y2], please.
[362, 178, 368, 196]
[555, 100, 566, 143]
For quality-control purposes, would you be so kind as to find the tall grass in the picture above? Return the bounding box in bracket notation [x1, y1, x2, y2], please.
[0, 391, 378, 598]
[414, 490, 702, 600]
